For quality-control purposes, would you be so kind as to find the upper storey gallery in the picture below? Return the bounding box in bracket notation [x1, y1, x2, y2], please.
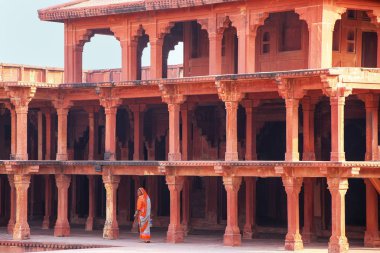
[39, 0, 380, 83]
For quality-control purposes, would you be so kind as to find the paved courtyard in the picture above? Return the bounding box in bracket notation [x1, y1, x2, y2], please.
[0, 227, 378, 253]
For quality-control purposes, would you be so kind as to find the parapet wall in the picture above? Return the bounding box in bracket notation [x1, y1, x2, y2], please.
[0, 63, 183, 84]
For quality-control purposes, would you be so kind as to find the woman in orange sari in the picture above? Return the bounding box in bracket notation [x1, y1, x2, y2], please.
[134, 187, 151, 243]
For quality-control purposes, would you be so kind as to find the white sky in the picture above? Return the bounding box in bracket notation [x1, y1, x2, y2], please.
[0, 0, 183, 70]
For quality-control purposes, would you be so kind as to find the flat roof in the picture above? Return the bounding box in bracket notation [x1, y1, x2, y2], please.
[38, 0, 240, 22]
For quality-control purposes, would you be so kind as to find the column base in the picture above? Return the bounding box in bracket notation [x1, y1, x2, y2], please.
[168, 153, 181, 161]
[330, 152, 345, 162]
[14, 153, 28, 160]
[13, 223, 30, 240]
[285, 234, 304, 250]
[328, 236, 349, 253]
[301, 231, 316, 244]
[182, 223, 190, 236]
[243, 225, 256, 239]
[41, 216, 50, 229]
[103, 223, 119, 239]
[7, 220, 15, 234]
[285, 152, 300, 162]
[56, 153, 68, 161]
[224, 232, 241, 246]
[302, 152, 316, 161]
[167, 224, 184, 243]
[85, 217, 94, 231]
[225, 152, 238, 161]
[54, 223, 70, 237]
[364, 232, 380, 247]
[104, 152, 115, 161]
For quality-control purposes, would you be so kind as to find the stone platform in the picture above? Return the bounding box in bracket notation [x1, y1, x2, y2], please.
[0, 227, 378, 253]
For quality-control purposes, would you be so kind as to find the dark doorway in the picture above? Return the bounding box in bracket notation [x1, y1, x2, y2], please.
[361, 32, 378, 67]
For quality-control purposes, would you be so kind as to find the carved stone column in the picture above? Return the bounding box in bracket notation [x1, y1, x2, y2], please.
[15, 105, 29, 160]
[322, 77, 352, 162]
[85, 107, 96, 160]
[130, 104, 146, 160]
[302, 178, 315, 243]
[103, 174, 120, 239]
[10, 108, 17, 159]
[181, 177, 190, 235]
[38, 111, 43, 160]
[243, 177, 256, 239]
[44, 110, 52, 160]
[86, 175, 96, 231]
[223, 176, 242, 246]
[150, 38, 163, 79]
[216, 81, 244, 161]
[7, 175, 16, 234]
[327, 177, 349, 253]
[54, 174, 71, 237]
[302, 97, 316, 161]
[13, 174, 31, 240]
[283, 176, 303, 250]
[242, 100, 258, 160]
[160, 85, 186, 161]
[208, 32, 223, 75]
[364, 179, 380, 247]
[42, 175, 51, 229]
[166, 176, 184, 243]
[99, 94, 121, 161]
[53, 98, 72, 161]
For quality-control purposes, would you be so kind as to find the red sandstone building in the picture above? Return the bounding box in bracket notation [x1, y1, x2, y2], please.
[0, 0, 380, 252]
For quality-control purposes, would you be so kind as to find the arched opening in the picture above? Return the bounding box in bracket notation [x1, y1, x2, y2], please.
[135, 26, 150, 80]
[332, 10, 378, 67]
[82, 31, 121, 82]
[256, 11, 309, 72]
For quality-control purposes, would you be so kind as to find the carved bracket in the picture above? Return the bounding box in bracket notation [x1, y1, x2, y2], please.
[159, 83, 186, 104]
[97, 87, 122, 109]
[276, 77, 306, 100]
[321, 75, 352, 98]
[215, 80, 244, 102]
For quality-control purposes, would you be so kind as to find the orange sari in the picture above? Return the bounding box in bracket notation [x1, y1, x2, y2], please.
[136, 187, 151, 241]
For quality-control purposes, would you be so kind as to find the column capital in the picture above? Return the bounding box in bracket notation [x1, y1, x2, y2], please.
[52, 97, 73, 112]
[128, 103, 147, 113]
[241, 99, 260, 110]
[216, 80, 244, 102]
[277, 77, 306, 100]
[295, 5, 345, 31]
[321, 75, 352, 98]
[358, 93, 379, 109]
[5, 87, 36, 111]
[102, 174, 121, 186]
[282, 176, 303, 194]
[159, 83, 187, 105]
[327, 177, 348, 192]
[97, 87, 122, 109]
[166, 176, 184, 191]
[55, 174, 71, 190]
[223, 176, 242, 191]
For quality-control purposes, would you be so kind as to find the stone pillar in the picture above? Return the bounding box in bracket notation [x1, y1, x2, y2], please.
[364, 179, 380, 247]
[181, 177, 190, 235]
[42, 175, 51, 229]
[361, 94, 379, 161]
[327, 177, 349, 253]
[54, 101, 71, 161]
[38, 111, 43, 160]
[223, 176, 242, 246]
[130, 104, 145, 160]
[282, 176, 303, 250]
[242, 100, 258, 160]
[15, 105, 29, 160]
[70, 176, 78, 221]
[86, 175, 95, 231]
[330, 96, 346, 162]
[295, 6, 343, 68]
[117, 176, 130, 225]
[13, 174, 31, 240]
[302, 178, 315, 243]
[236, 17, 247, 74]
[87, 109, 95, 160]
[100, 97, 121, 161]
[168, 102, 182, 161]
[150, 38, 163, 79]
[44, 110, 52, 160]
[225, 101, 239, 161]
[103, 174, 120, 239]
[302, 97, 316, 161]
[285, 98, 300, 161]
[243, 177, 256, 239]
[209, 32, 223, 75]
[54, 174, 71, 237]
[7, 175, 16, 234]
[180, 104, 190, 161]
[10, 108, 17, 159]
[166, 175, 184, 243]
